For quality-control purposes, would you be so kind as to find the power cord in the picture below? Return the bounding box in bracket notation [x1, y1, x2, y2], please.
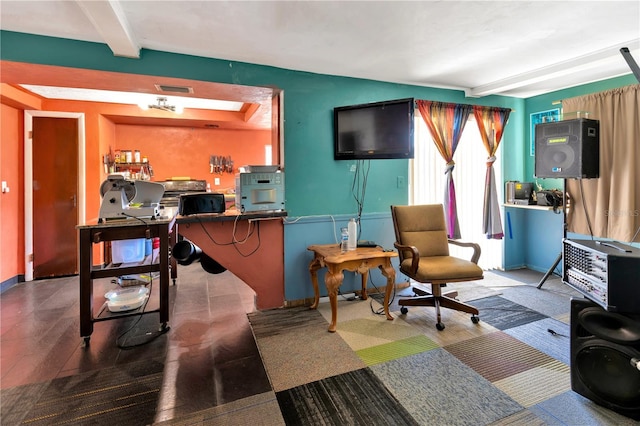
[114, 278, 171, 349]
[547, 328, 569, 338]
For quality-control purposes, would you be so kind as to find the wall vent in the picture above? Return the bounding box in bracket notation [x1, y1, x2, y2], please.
[155, 84, 193, 94]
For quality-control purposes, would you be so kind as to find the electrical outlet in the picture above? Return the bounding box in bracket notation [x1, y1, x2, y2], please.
[397, 176, 406, 189]
[214, 178, 220, 185]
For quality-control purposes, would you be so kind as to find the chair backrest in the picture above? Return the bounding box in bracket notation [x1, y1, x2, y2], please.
[391, 204, 450, 261]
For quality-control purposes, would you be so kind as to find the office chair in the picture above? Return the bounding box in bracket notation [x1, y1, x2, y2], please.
[390, 204, 483, 330]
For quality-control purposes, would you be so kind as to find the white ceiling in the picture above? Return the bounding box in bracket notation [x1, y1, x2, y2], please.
[1, 0, 639, 99]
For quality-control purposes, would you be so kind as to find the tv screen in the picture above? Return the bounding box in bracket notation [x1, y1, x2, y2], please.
[334, 98, 415, 160]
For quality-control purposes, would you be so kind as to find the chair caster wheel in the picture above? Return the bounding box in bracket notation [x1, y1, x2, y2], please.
[471, 315, 480, 324]
[400, 307, 408, 315]
[436, 323, 445, 331]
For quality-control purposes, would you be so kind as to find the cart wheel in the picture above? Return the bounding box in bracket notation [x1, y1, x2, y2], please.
[400, 307, 408, 315]
[436, 322, 445, 331]
[471, 315, 480, 324]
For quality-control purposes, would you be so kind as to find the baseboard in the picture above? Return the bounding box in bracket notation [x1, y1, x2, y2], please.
[1, 274, 25, 294]
[283, 282, 410, 308]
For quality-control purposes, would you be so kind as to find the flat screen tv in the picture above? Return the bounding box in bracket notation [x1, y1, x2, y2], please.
[334, 98, 415, 160]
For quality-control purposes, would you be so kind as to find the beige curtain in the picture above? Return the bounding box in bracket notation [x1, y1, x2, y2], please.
[563, 84, 640, 242]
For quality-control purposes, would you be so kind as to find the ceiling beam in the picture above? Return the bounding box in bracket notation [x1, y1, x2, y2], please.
[75, 0, 139, 58]
[468, 39, 640, 98]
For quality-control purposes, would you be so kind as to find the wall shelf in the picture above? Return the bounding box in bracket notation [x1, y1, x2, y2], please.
[503, 203, 566, 212]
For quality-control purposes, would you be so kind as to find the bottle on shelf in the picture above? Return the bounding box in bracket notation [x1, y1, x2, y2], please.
[340, 227, 349, 253]
[347, 218, 357, 251]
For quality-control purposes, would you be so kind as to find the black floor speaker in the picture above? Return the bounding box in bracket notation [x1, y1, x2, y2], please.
[570, 297, 640, 420]
[535, 118, 599, 179]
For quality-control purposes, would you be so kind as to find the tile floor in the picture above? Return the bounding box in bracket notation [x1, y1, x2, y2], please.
[0, 263, 273, 422]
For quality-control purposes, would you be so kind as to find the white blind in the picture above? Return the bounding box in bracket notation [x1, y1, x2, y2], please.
[410, 115, 504, 270]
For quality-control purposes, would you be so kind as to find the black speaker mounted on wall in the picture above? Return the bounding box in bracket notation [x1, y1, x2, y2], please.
[571, 297, 640, 420]
[535, 118, 600, 179]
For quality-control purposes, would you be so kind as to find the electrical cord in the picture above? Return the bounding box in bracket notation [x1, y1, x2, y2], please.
[547, 328, 569, 338]
[191, 216, 261, 258]
[114, 278, 170, 349]
[351, 160, 370, 238]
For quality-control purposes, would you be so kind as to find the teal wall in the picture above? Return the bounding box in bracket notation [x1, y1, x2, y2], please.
[2, 31, 635, 300]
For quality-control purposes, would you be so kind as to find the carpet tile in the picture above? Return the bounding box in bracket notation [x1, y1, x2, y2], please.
[470, 295, 548, 330]
[487, 409, 549, 426]
[530, 391, 640, 425]
[392, 305, 499, 346]
[355, 335, 439, 366]
[493, 360, 571, 407]
[249, 307, 365, 392]
[276, 368, 420, 426]
[445, 331, 556, 382]
[503, 317, 571, 364]
[371, 348, 524, 426]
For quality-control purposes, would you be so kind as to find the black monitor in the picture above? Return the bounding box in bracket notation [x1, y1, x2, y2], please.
[334, 98, 415, 160]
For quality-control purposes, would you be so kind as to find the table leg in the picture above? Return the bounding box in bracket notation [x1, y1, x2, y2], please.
[309, 257, 322, 309]
[360, 270, 369, 300]
[379, 261, 396, 321]
[159, 224, 170, 329]
[79, 228, 94, 343]
[170, 222, 178, 285]
[325, 267, 344, 332]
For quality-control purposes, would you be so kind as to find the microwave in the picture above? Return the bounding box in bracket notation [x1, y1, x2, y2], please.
[235, 172, 285, 213]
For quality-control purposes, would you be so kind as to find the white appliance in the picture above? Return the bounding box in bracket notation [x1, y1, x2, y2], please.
[98, 175, 164, 222]
[235, 166, 285, 213]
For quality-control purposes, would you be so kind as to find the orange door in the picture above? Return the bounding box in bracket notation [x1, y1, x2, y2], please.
[32, 117, 79, 278]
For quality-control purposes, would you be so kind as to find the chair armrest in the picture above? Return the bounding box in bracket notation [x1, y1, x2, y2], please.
[448, 239, 481, 264]
[394, 242, 420, 274]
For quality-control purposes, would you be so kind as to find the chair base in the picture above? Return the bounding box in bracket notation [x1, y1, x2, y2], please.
[399, 285, 479, 330]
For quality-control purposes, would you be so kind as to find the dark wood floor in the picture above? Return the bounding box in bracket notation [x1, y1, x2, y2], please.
[0, 263, 272, 420]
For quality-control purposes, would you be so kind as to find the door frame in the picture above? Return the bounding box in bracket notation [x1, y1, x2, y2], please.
[24, 111, 86, 281]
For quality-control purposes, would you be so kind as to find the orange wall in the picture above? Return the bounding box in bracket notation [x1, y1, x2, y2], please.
[1, 103, 25, 281]
[1, 95, 272, 282]
[114, 125, 271, 190]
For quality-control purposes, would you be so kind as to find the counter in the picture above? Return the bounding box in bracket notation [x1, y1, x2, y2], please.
[176, 209, 287, 309]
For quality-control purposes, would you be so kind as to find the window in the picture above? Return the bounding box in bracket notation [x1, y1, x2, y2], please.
[410, 115, 503, 270]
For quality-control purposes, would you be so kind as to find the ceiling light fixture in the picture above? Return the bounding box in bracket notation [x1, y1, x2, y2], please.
[140, 96, 183, 113]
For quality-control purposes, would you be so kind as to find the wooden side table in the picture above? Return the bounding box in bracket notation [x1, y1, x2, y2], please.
[307, 244, 397, 332]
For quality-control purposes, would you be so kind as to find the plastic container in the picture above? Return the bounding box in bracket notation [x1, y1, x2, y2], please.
[111, 239, 145, 264]
[104, 286, 149, 312]
[340, 227, 349, 253]
[347, 218, 357, 251]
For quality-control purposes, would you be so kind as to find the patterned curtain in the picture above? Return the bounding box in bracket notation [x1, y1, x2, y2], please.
[416, 100, 473, 239]
[473, 106, 511, 239]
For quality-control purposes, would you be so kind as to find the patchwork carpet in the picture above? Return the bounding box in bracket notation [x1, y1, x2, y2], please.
[249, 286, 639, 426]
[276, 368, 419, 425]
[2, 359, 164, 425]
